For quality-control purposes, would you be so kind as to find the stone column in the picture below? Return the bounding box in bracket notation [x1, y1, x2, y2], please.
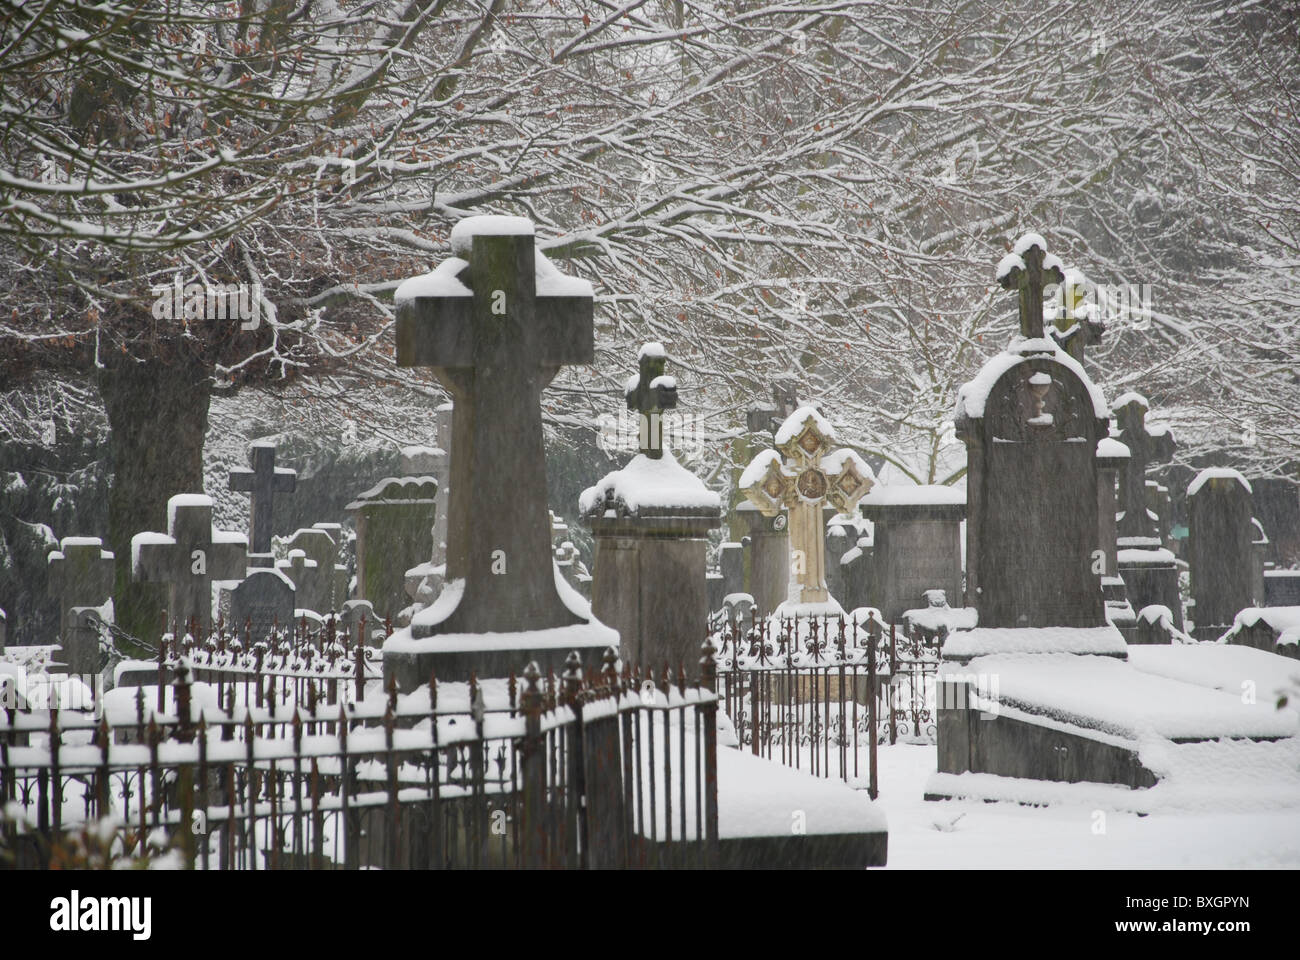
[737, 502, 788, 616]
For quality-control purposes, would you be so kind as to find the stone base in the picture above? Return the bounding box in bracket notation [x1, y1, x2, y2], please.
[1191, 623, 1233, 644]
[1117, 558, 1183, 632]
[383, 633, 615, 689]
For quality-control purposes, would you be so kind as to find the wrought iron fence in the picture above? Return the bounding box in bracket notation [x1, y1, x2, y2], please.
[1, 645, 720, 870]
[709, 612, 944, 793]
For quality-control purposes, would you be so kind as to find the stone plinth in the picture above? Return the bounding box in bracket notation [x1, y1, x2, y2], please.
[346, 477, 437, 621]
[1265, 571, 1300, 607]
[1116, 540, 1183, 634]
[737, 502, 788, 616]
[1188, 469, 1254, 642]
[859, 485, 964, 623]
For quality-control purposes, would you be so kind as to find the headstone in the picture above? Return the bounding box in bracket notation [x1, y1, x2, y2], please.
[275, 549, 320, 612]
[718, 542, 744, 598]
[338, 599, 380, 647]
[859, 484, 964, 622]
[737, 503, 788, 615]
[1047, 267, 1106, 363]
[739, 406, 874, 613]
[582, 343, 721, 667]
[346, 476, 437, 621]
[1252, 477, 1300, 567]
[954, 234, 1109, 629]
[46, 537, 115, 638]
[824, 520, 850, 605]
[60, 606, 108, 677]
[1096, 437, 1135, 635]
[386, 215, 615, 684]
[229, 569, 296, 643]
[281, 527, 347, 613]
[1111, 394, 1183, 631]
[131, 495, 248, 632]
[1188, 469, 1255, 641]
[1264, 570, 1300, 607]
[228, 441, 297, 568]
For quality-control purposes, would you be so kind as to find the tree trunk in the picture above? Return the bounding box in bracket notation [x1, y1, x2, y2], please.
[98, 350, 214, 647]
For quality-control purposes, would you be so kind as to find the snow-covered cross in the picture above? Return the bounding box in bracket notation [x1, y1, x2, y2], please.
[46, 537, 115, 637]
[1112, 393, 1176, 543]
[394, 216, 594, 637]
[131, 495, 248, 631]
[739, 407, 874, 610]
[624, 341, 677, 459]
[228, 441, 296, 560]
[997, 233, 1066, 340]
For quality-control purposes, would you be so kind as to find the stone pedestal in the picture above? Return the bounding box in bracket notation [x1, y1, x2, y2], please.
[1116, 540, 1183, 634]
[737, 502, 788, 616]
[589, 515, 718, 668]
[859, 487, 964, 623]
[346, 477, 437, 621]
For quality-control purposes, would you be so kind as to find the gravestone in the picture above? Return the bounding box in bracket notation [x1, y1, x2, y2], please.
[718, 542, 744, 598]
[229, 569, 296, 643]
[740, 407, 874, 614]
[281, 527, 347, 613]
[955, 234, 1109, 629]
[228, 441, 297, 568]
[1188, 469, 1255, 642]
[385, 215, 616, 685]
[1111, 394, 1182, 631]
[859, 484, 965, 623]
[1252, 477, 1300, 567]
[132, 495, 248, 632]
[1096, 437, 1135, 635]
[737, 503, 788, 615]
[275, 549, 320, 612]
[582, 343, 721, 668]
[338, 599, 380, 647]
[825, 519, 851, 605]
[346, 476, 437, 621]
[46, 537, 115, 639]
[1047, 267, 1106, 364]
[1264, 570, 1300, 607]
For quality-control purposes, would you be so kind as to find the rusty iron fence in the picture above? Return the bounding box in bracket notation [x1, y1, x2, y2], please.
[709, 613, 943, 794]
[1, 646, 720, 870]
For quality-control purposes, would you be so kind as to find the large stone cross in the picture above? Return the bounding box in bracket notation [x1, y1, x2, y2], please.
[624, 341, 678, 459]
[1113, 393, 1176, 542]
[740, 406, 873, 608]
[395, 215, 594, 637]
[997, 232, 1066, 340]
[132, 495, 248, 631]
[228, 441, 297, 561]
[46, 537, 115, 637]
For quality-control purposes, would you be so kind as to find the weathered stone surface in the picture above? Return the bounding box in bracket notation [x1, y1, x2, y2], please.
[230, 568, 296, 643]
[1188, 470, 1254, 641]
[860, 488, 964, 622]
[718, 542, 744, 598]
[229, 441, 297, 566]
[738, 502, 788, 615]
[281, 527, 348, 613]
[346, 477, 436, 621]
[46, 537, 115, 639]
[1252, 477, 1300, 567]
[1265, 571, 1300, 607]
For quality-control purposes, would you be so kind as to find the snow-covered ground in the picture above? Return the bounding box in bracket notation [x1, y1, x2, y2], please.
[873, 743, 1300, 869]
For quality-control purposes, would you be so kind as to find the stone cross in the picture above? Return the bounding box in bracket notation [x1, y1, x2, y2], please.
[46, 537, 115, 638]
[745, 374, 800, 435]
[1048, 267, 1106, 364]
[997, 233, 1066, 340]
[395, 215, 594, 637]
[132, 495, 248, 631]
[1113, 394, 1176, 542]
[228, 441, 297, 562]
[740, 407, 873, 607]
[625, 342, 677, 459]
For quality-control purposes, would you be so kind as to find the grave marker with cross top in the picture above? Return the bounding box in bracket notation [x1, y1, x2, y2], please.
[625, 342, 678, 459]
[1113, 393, 1176, 544]
[228, 441, 296, 565]
[740, 407, 874, 609]
[394, 215, 595, 638]
[131, 494, 248, 631]
[997, 232, 1066, 341]
[46, 537, 115, 638]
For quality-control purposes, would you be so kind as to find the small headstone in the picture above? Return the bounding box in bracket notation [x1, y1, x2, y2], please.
[132, 495, 248, 631]
[346, 476, 437, 621]
[338, 599, 380, 647]
[228, 441, 297, 567]
[1264, 570, 1300, 607]
[859, 484, 965, 622]
[281, 527, 347, 613]
[1188, 469, 1255, 641]
[46, 537, 115, 638]
[1252, 478, 1300, 567]
[718, 542, 744, 598]
[229, 568, 296, 644]
[275, 549, 321, 613]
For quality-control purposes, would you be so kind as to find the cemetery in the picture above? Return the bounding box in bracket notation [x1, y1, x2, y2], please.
[0, 1, 1298, 884]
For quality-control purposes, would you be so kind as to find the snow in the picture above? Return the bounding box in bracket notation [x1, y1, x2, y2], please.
[533, 249, 592, 297]
[819, 447, 873, 480]
[944, 652, 1298, 740]
[57, 536, 109, 552]
[649, 375, 675, 391]
[449, 215, 535, 254]
[1111, 391, 1149, 410]
[393, 257, 472, 302]
[1096, 437, 1130, 459]
[1126, 643, 1299, 704]
[130, 531, 174, 574]
[995, 252, 1024, 282]
[903, 606, 978, 632]
[954, 336, 1109, 420]
[578, 448, 720, 515]
[638, 341, 666, 360]
[1188, 467, 1252, 497]
[1012, 232, 1048, 257]
[943, 626, 1127, 660]
[1117, 547, 1176, 565]
[1227, 606, 1300, 646]
[167, 493, 212, 529]
[773, 405, 835, 445]
[738, 448, 783, 490]
[1041, 252, 1064, 275]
